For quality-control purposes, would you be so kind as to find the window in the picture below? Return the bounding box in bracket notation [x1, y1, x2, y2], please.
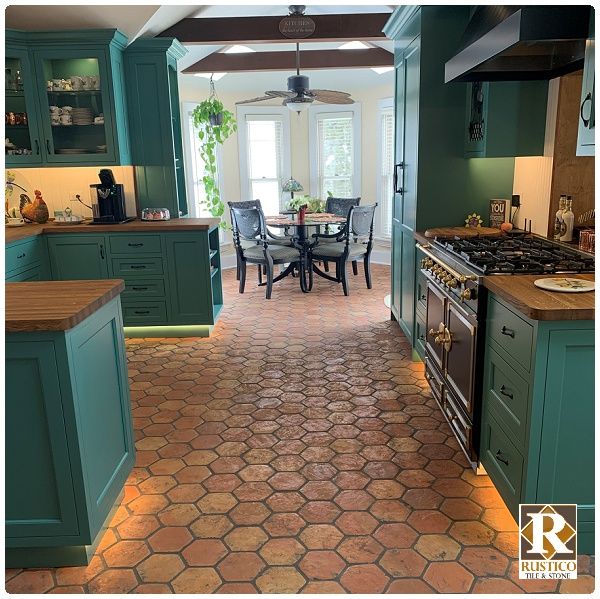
[237, 106, 291, 216]
[181, 102, 222, 219]
[377, 98, 394, 238]
[309, 104, 361, 200]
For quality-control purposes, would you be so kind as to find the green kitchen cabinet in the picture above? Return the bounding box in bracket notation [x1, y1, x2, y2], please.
[5, 235, 50, 281]
[5, 37, 44, 165]
[384, 7, 515, 358]
[6, 296, 135, 567]
[47, 235, 109, 280]
[125, 39, 188, 217]
[464, 80, 548, 158]
[480, 294, 594, 553]
[5, 29, 131, 167]
[44, 228, 223, 334]
[577, 15, 595, 156]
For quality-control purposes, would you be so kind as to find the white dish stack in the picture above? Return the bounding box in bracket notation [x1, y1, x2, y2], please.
[72, 107, 93, 125]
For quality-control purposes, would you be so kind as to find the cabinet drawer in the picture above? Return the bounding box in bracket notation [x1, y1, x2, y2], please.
[487, 297, 533, 372]
[6, 238, 42, 273]
[5, 266, 42, 282]
[109, 235, 162, 255]
[480, 415, 524, 515]
[416, 270, 428, 313]
[112, 257, 164, 276]
[415, 309, 426, 359]
[122, 279, 166, 299]
[425, 358, 444, 406]
[485, 346, 530, 449]
[443, 387, 474, 463]
[122, 301, 167, 325]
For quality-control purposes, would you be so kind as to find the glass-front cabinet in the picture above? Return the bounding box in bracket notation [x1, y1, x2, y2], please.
[5, 29, 131, 168]
[5, 48, 43, 165]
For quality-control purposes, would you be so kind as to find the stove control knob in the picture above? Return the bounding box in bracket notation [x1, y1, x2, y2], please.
[446, 278, 458, 288]
[460, 288, 473, 301]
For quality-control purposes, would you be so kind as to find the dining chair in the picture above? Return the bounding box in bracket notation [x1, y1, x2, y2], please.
[228, 200, 292, 282]
[321, 196, 361, 275]
[311, 204, 377, 296]
[230, 205, 301, 299]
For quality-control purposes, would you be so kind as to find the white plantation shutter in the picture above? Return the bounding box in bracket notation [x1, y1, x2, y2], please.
[316, 113, 354, 199]
[379, 109, 394, 238]
[245, 116, 284, 215]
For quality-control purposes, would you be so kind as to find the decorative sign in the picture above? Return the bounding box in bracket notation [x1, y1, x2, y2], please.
[489, 199, 510, 228]
[279, 15, 316, 38]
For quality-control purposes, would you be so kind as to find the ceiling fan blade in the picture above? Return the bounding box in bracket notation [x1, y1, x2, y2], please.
[236, 90, 296, 105]
[311, 90, 355, 104]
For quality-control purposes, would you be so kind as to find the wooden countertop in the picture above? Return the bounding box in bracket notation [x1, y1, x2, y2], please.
[5, 218, 220, 244]
[6, 279, 125, 332]
[483, 274, 595, 321]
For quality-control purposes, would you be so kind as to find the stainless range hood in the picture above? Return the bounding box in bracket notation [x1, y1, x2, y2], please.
[445, 6, 592, 83]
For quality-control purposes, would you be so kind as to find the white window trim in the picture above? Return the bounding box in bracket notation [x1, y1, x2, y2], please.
[376, 97, 394, 242]
[236, 105, 291, 206]
[180, 101, 224, 220]
[308, 103, 361, 199]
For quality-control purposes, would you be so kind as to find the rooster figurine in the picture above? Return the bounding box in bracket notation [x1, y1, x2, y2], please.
[20, 189, 49, 224]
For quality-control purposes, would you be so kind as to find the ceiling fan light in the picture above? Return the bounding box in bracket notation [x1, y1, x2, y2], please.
[286, 99, 311, 112]
[194, 72, 227, 81]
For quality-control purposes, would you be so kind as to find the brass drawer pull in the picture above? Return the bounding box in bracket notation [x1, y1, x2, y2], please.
[501, 326, 515, 338]
[499, 385, 513, 399]
[495, 449, 509, 466]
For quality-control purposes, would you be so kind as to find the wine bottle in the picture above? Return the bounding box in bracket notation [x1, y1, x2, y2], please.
[554, 195, 566, 240]
[560, 197, 574, 243]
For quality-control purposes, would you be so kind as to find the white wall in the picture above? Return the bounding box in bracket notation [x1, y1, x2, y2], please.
[178, 72, 393, 230]
[5, 165, 137, 218]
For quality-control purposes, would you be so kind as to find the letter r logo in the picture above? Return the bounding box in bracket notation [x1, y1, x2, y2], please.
[526, 512, 573, 555]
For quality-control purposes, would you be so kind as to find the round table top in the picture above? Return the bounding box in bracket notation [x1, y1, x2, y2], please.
[265, 212, 346, 227]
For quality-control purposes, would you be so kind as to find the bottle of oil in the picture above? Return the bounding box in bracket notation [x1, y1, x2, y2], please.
[554, 195, 566, 240]
[560, 196, 574, 243]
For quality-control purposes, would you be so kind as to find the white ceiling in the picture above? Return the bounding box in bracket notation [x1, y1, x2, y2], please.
[6, 4, 397, 88]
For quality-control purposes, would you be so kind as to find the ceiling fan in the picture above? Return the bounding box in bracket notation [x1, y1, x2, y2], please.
[236, 6, 355, 113]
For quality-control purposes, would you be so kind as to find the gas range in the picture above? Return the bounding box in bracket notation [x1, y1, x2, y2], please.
[416, 232, 594, 470]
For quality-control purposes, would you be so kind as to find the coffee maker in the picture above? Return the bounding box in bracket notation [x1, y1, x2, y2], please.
[89, 169, 132, 224]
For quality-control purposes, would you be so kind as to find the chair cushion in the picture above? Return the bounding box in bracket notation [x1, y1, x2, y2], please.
[243, 244, 300, 262]
[312, 241, 368, 259]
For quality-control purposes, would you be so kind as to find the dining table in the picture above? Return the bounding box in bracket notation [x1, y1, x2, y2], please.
[265, 212, 347, 293]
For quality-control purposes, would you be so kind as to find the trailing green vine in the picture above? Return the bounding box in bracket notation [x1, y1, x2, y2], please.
[191, 79, 237, 226]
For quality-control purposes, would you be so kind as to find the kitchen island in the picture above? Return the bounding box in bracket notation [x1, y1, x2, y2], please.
[5, 218, 223, 337]
[480, 275, 594, 553]
[6, 280, 135, 567]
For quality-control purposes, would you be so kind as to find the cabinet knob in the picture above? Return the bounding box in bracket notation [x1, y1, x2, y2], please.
[500, 326, 515, 338]
[460, 288, 472, 301]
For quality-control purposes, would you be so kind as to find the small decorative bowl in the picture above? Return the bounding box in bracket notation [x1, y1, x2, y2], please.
[141, 208, 170, 221]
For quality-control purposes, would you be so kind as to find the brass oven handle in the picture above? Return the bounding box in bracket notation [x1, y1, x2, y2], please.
[416, 243, 477, 284]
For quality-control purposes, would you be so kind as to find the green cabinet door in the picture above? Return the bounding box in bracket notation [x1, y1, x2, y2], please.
[6, 341, 79, 539]
[5, 40, 44, 166]
[47, 235, 109, 280]
[165, 232, 212, 323]
[536, 328, 595, 548]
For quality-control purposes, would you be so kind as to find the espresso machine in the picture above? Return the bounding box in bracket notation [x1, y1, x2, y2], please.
[89, 169, 133, 224]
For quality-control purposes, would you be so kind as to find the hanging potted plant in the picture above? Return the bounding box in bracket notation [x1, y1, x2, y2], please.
[192, 77, 236, 225]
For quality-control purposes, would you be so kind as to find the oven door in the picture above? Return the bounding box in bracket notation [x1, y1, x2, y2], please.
[445, 298, 477, 419]
[425, 281, 446, 371]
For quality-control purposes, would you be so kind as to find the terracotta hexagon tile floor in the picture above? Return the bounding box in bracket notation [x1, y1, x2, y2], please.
[5, 265, 595, 593]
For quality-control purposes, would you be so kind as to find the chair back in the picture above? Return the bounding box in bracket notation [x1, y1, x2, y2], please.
[326, 196, 361, 217]
[228, 200, 261, 232]
[230, 206, 266, 245]
[348, 204, 377, 240]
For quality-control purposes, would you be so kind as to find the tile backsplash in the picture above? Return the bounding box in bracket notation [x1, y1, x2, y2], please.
[5, 166, 137, 219]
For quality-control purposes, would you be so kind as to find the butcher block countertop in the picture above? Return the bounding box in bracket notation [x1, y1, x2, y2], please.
[5, 218, 220, 244]
[6, 279, 125, 332]
[483, 274, 595, 321]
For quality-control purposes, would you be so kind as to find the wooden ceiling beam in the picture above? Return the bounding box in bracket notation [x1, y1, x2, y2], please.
[158, 13, 390, 44]
[182, 48, 394, 74]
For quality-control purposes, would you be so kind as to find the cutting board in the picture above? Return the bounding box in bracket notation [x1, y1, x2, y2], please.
[424, 226, 502, 239]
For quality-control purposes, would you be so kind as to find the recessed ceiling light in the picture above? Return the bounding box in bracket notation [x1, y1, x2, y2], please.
[194, 72, 228, 81]
[224, 45, 255, 54]
[339, 41, 370, 50]
[371, 66, 394, 74]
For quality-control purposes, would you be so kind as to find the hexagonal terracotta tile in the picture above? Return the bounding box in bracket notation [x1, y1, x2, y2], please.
[299, 551, 345, 580]
[340, 564, 389, 593]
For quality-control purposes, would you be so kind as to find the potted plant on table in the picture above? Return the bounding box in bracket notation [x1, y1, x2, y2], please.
[192, 78, 237, 225]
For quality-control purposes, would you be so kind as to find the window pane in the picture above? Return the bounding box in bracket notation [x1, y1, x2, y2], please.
[318, 117, 353, 178]
[250, 179, 280, 215]
[322, 177, 353, 199]
[378, 109, 394, 238]
[247, 120, 281, 179]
